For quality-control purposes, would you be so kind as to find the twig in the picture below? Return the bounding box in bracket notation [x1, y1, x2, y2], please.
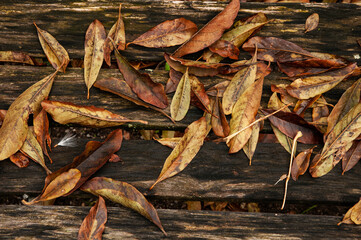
[281, 131, 303, 210]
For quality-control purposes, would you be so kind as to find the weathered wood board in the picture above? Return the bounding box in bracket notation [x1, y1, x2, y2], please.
[0, 1, 360, 65]
[0, 140, 360, 204]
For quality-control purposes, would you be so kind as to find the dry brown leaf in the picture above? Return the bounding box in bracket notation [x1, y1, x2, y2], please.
[114, 48, 168, 109]
[342, 140, 361, 174]
[154, 137, 182, 149]
[209, 40, 240, 60]
[41, 100, 147, 127]
[305, 13, 319, 33]
[211, 97, 230, 138]
[78, 196, 107, 240]
[222, 51, 257, 115]
[81, 177, 166, 235]
[34, 23, 69, 72]
[150, 117, 208, 189]
[104, 4, 126, 66]
[171, 68, 191, 121]
[228, 78, 264, 153]
[0, 51, 34, 65]
[9, 152, 30, 168]
[173, 0, 240, 57]
[84, 19, 106, 99]
[128, 18, 197, 48]
[291, 147, 315, 181]
[243, 119, 261, 165]
[34, 109, 52, 163]
[0, 70, 58, 161]
[338, 199, 361, 225]
[165, 68, 183, 94]
[189, 74, 211, 114]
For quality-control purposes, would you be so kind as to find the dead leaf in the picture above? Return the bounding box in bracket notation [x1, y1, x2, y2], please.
[243, 119, 261, 165]
[34, 23, 69, 72]
[261, 109, 323, 144]
[291, 147, 315, 180]
[305, 13, 319, 33]
[154, 137, 182, 149]
[342, 140, 361, 174]
[209, 40, 240, 60]
[293, 95, 321, 117]
[243, 36, 314, 62]
[150, 117, 208, 189]
[93, 77, 173, 122]
[9, 152, 30, 168]
[206, 81, 230, 97]
[222, 50, 257, 115]
[211, 97, 230, 138]
[23, 129, 123, 205]
[114, 48, 168, 109]
[228, 78, 264, 153]
[81, 177, 166, 235]
[186, 201, 202, 211]
[104, 4, 126, 66]
[0, 110, 6, 126]
[84, 19, 106, 99]
[286, 63, 357, 99]
[326, 77, 361, 136]
[189, 74, 211, 114]
[0, 51, 34, 65]
[0, 70, 58, 161]
[171, 68, 191, 121]
[108, 154, 121, 163]
[34, 109, 52, 163]
[41, 100, 147, 127]
[310, 103, 361, 177]
[165, 68, 183, 94]
[173, 0, 240, 57]
[78, 196, 107, 240]
[338, 199, 361, 225]
[21, 127, 51, 174]
[128, 18, 197, 48]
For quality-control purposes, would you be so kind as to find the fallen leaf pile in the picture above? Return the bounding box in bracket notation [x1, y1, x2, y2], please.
[0, 0, 361, 236]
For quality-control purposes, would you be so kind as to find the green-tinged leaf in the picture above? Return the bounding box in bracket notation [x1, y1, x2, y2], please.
[20, 127, 51, 174]
[41, 100, 147, 127]
[34, 23, 69, 72]
[326, 77, 361, 136]
[171, 69, 191, 121]
[222, 51, 257, 115]
[151, 117, 208, 189]
[286, 63, 356, 99]
[228, 78, 263, 153]
[84, 19, 106, 99]
[0, 70, 58, 161]
[81, 177, 166, 235]
[78, 196, 107, 240]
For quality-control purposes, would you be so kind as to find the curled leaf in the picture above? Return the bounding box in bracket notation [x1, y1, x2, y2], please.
[305, 13, 319, 33]
[173, 0, 240, 57]
[342, 140, 361, 174]
[34, 109, 52, 163]
[84, 19, 106, 99]
[151, 117, 208, 189]
[41, 100, 147, 127]
[170, 69, 191, 121]
[211, 97, 230, 138]
[128, 18, 197, 48]
[0, 70, 58, 161]
[9, 152, 30, 168]
[338, 199, 361, 225]
[34, 23, 69, 72]
[291, 147, 315, 181]
[78, 196, 107, 240]
[81, 177, 166, 235]
[189, 74, 211, 114]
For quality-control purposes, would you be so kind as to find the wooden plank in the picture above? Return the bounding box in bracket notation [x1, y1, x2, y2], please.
[0, 140, 360, 204]
[0, 1, 360, 64]
[0, 205, 359, 239]
[0, 65, 356, 129]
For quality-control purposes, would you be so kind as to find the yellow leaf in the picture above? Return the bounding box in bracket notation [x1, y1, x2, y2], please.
[170, 68, 191, 121]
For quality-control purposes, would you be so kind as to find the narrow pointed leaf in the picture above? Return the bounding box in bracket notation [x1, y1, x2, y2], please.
[128, 18, 197, 48]
[222, 51, 257, 115]
[211, 97, 230, 138]
[34, 109, 52, 163]
[41, 100, 147, 127]
[104, 4, 126, 66]
[286, 63, 357, 99]
[0, 70, 58, 160]
[34, 23, 69, 72]
[115, 48, 168, 108]
[81, 177, 166, 235]
[228, 78, 264, 153]
[342, 140, 361, 174]
[84, 19, 106, 99]
[78, 196, 107, 240]
[171, 69, 191, 121]
[326, 77, 361, 136]
[189, 75, 211, 114]
[243, 120, 261, 165]
[20, 127, 51, 174]
[291, 147, 315, 181]
[151, 117, 208, 189]
[305, 13, 319, 33]
[9, 152, 30, 168]
[173, 0, 240, 57]
[155, 137, 182, 149]
[0, 51, 34, 65]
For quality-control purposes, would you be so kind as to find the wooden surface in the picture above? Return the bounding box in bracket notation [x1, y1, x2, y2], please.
[0, 65, 357, 129]
[1, 140, 360, 204]
[0, 205, 360, 239]
[0, 1, 360, 64]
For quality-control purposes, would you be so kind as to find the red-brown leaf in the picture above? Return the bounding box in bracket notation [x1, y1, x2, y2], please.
[209, 40, 240, 60]
[291, 147, 315, 181]
[9, 152, 30, 168]
[34, 109, 52, 163]
[342, 140, 361, 174]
